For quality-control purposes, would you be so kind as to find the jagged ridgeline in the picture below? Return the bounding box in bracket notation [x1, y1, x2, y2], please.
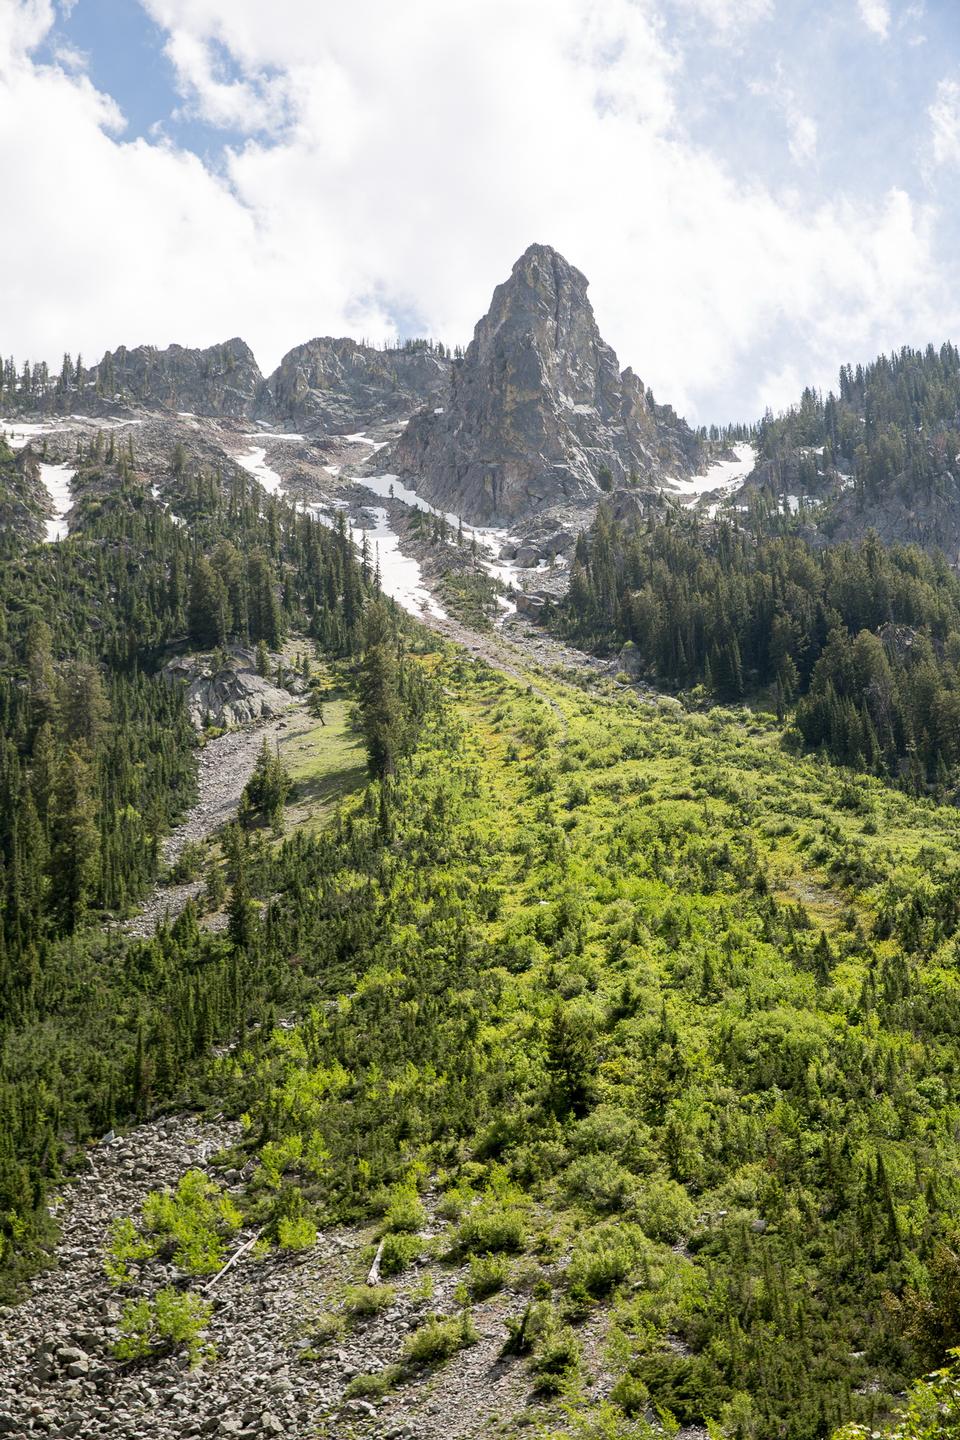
[0, 333, 453, 433]
[0, 432, 378, 1293]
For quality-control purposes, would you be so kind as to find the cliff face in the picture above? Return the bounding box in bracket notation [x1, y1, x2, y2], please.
[390, 243, 703, 525]
[90, 338, 267, 420]
[262, 338, 449, 433]
[0, 438, 48, 548]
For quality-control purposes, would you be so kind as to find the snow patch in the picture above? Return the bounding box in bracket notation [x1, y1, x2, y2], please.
[235, 446, 285, 497]
[665, 443, 756, 503]
[240, 431, 305, 442]
[362, 506, 447, 620]
[355, 473, 538, 618]
[39, 462, 74, 542]
[1, 416, 142, 451]
[342, 431, 389, 453]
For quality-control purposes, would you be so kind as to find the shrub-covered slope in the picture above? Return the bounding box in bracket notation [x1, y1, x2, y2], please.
[181, 655, 960, 1439]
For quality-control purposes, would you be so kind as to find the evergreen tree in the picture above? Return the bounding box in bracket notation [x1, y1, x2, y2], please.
[48, 746, 99, 929]
[187, 558, 228, 650]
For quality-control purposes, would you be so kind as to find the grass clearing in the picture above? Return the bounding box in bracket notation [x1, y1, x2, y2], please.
[280, 687, 367, 832]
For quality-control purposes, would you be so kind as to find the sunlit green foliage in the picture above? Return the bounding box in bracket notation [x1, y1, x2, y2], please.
[219, 655, 960, 1437]
[114, 1286, 214, 1366]
[105, 1169, 241, 1280]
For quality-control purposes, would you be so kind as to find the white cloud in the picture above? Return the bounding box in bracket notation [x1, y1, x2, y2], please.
[751, 70, 818, 166]
[929, 77, 960, 167]
[162, 28, 291, 135]
[0, 0, 54, 68]
[685, 0, 773, 34]
[857, 0, 891, 39]
[0, 0, 954, 424]
[786, 108, 818, 164]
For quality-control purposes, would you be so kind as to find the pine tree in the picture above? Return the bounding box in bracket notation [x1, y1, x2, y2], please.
[187, 558, 228, 650]
[357, 600, 405, 779]
[49, 746, 99, 929]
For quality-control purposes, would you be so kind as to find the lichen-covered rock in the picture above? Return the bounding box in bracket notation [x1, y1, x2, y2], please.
[390, 243, 704, 525]
[263, 338, 449, 433]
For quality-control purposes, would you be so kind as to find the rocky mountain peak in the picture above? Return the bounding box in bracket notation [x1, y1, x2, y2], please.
[89, 337, 268, 420]
[391, 243, 703, 526]
[264, 336, 448, 433]
[475, 243, 615, 410]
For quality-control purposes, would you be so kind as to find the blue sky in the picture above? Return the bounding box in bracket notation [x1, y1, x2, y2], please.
[4, 0, 960, 423]
[36, 0, 248, 160]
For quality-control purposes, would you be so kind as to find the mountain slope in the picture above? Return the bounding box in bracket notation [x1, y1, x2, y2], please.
[744, 343, 960, 556]
[0, 437, 49, 550]
[391, 242, 705, 525]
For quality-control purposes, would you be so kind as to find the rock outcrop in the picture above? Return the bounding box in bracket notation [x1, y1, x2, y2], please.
[162, 649, 299, 730]
[390, 243, 704, 525]
[86, 339, 268, 420]
[0, 438, 47, 547]
[263, 338, 449, 433]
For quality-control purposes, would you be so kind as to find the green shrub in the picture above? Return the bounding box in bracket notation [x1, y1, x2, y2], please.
[379, 1231, 422, 1275]
[469, 1252, 511, 1299]
[403, 1311, 479, 1366]
[502, 1299, 554, 1356]
[529, 1321, 581, 1394]
[343, 1283, 396, 1317]
[309, 1312, 345, 1346]
[277, 1214, 317, 1250]
[611, 1373, 651, 1416]
[634, 1179, 696, 1245]
[344, 1364, 403, 1399]
[114, 1287, 214, 1366]
[564, 1154, 637, 1214]
[104, 1216, 158, 1285]
[167, 840, 204, 884]
[384, 1187, 427, 1234]
[568, 1228, 639, 1298]
[437, 1184, 475, 1222]
[456, 1204, 526, 1256]
[138, 1169, 241, 1277]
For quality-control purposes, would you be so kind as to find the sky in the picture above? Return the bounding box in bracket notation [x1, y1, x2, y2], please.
[1, 0, 959, 425]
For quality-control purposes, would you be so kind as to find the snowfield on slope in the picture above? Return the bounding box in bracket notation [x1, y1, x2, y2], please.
[363, 505, 448, 620]
[39, 462, 74, 542]
[665, 442, 756, 502]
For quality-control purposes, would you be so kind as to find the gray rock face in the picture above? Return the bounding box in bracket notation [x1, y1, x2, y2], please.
[88, 339, 267, 420]
[263, 338, 449, 433]
[391, 243, 704, 525]
[162, 649, 298, 730]
[0, 440, 46, 545]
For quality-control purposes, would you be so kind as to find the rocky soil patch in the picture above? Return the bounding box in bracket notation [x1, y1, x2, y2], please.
[125, 705, 314, 939]
[0, 1123, 603, 1440]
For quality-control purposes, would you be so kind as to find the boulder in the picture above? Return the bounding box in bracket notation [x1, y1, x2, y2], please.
[162, 649, 295, 730]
